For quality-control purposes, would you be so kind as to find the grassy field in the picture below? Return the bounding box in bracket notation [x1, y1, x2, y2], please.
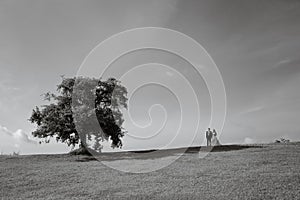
[0, 143, 299, 199]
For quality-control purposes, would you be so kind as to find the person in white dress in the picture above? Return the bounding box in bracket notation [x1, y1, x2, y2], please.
[211, 129, 221, 146]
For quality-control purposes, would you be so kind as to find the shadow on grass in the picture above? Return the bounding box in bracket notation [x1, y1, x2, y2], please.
[73, 144, 262, 162]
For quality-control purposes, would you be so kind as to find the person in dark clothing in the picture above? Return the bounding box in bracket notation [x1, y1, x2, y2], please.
[206, 128, 213, 146]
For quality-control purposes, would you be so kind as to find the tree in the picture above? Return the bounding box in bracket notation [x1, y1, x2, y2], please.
[29, 76, 128, 154]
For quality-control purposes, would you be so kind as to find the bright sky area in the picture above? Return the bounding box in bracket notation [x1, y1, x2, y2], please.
[1, 0, 300, 154]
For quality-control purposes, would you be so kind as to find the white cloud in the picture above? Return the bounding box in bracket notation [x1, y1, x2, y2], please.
[0, 124, 37, 144]
[243, 137, 256, 144]
[240, 106, 264, 115]
[272, 58, 291, 69]
[166, 71, 174, 77]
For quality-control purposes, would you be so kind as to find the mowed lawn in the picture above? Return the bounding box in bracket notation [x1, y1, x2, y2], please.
[1, 143, 299, 200]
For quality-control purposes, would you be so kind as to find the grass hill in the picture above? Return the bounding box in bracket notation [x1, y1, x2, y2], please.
[0, 143, 299, 199]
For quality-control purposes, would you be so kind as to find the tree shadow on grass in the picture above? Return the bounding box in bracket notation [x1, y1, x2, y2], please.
[73, 144, 262, 162]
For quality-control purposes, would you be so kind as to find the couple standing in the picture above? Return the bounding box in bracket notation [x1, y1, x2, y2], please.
[205, 128, 221, 146]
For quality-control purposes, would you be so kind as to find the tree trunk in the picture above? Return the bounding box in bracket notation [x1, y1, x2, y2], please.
[69, 140, 92, 156]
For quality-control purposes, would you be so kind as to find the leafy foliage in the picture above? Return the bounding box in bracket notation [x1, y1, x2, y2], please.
[95, 78, 128, 148]
[29, 76, 128, 151]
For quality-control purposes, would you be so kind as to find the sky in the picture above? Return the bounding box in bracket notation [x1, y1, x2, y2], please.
[0, 0, 300, 154]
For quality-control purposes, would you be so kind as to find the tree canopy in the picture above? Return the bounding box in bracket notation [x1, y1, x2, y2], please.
[29, 76, 128, 153]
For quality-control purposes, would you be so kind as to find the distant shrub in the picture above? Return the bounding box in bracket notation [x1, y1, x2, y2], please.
[12, 151, 20, 156]
[275, 138, 290, 144]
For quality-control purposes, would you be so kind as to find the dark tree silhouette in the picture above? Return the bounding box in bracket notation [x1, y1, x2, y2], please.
[29, 76, 127, 154]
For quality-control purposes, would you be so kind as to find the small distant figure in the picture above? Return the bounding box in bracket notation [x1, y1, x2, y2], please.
[206, 128, 213, 146]
[211, 129, 221, 146]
